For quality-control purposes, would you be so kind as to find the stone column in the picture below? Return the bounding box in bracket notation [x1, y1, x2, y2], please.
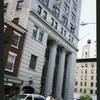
[55, 47, 66, 100]
[64, 53, 75, 100]
[44, 41, 57, 97]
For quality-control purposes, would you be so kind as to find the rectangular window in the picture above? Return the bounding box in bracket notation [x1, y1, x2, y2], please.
[85, 82, 87, 86]
[37, 5, 42, 15]
[43, 11, 47, 20]
[4, 3, 8, 12]
[63, 2, 69, 12]
[38, 31, 44, 42]
[72, 1, 77, 12]
[5, 52, 16, 72]
[72, 37, 73, 42]
[16, 0, 23, 10]
[84, 89, 86, 93]
[91, 82, 93, 87]
[70, 23, 75, 33]
[85, 75, 87, 80]
[91, 76, 94, 80]
[53, 6, 60, 17]
[81, 69, 83, 74]
[75, 82, 78, 85]
[54, 22, 58, 30]
[71, 11, 76, 23]
[29, 55, 37, 70]
[80, 82, 82, 86]
[51, 18, 54, 26]
[85, 69, 87, 74]
[91, 69, 94, 74]
[74, 88, 77, 92]
[69, 35, 71, 41]
[80, 89, 82, 93]
[62, 16, 68, 26]
[42, 0, 49, 6]
[61, 27, 63, 35]
[90, 89, 93, 94]
[64, 30, 66, 36]
[32, 25, 38, 38]
[11, 32, 21, 48]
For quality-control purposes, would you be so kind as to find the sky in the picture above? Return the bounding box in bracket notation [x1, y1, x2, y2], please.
[77, 0, 96, 58]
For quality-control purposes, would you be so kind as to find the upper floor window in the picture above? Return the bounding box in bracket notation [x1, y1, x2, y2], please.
[91, 69, 94, 74]
[71, 11, 76, 23]
[11, 31, 21, 48]
[38, 31, 44, 42]
[5, 52, 17, 72]
[62, 16, 68, 26]
[91, 63, 94, 67]
[64, 30, 66, 36]
[16, 0, 23, 10]
[37, 5, 42, 15]
[70, 23, 75, 33]
[72, 1, 77, 12]
[4, 3, 8, 12]
[90, 89, 93, 94]
[51, 18, 54, 26]
[43, 11, 47, 20]
[29, 54, 37, 70]
[42, 0, 49, 6]
[32, 25, 38, 39]
[64, 2, 69, 12]
[52, 6, 60, 17]
[61, 27, 63, 35]
[54, 22, 58, 30]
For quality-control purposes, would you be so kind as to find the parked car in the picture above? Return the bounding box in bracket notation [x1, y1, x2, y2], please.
[9, 94, 45, 100]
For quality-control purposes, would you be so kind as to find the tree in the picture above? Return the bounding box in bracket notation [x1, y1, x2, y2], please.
[80, 94, 92, 100]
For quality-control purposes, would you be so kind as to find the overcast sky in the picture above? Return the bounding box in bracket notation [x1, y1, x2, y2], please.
[77, 0, 96, 58]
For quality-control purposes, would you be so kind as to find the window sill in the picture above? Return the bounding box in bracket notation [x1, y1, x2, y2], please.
[28, 68, 36, 72]
[5, 69, 13, 72]
[11, 45, 18, 49]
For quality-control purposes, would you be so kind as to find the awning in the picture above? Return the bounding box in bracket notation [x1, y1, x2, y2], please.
[4, 74, 23, 85]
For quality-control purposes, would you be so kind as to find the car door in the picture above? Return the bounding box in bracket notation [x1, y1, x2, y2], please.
[25, 95, 33, 100]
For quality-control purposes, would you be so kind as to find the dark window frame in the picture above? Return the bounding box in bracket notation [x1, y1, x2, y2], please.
[16, 0, 23, 10]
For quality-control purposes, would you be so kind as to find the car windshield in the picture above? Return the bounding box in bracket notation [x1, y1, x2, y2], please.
[9, 94, 27, 100]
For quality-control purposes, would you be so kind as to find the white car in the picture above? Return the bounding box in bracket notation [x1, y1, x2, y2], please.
[9, 94, 45, 100]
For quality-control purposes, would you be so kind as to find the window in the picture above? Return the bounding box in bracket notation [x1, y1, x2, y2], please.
[63, 2, 69, 12]
[75, 82, 78, 85]
[38, 31, 44, 42]
[71, 11, 76, 23]
[85, 52, 87, 55]
[81, 75, 83, 80]
[29, 55, 37, 70]
[84, 89, 86, 93]
[91, 69, 94, 74]
[76, 69, 78, 73]
[4, 3, 8, 12]
[37, 5, 42, 15]
[85, 64, 87, 67]
[85, 82, 87, 86]
[91, 76, 94, 80]
[52, 6, 60, 17]
[51, 18, 54, 26]
[81, 69, 83, 74]
[85, 69, 87, 74]
[64, 30, 66, 36]
[90, 89, 93, 94]
[5, 52, 16, 71]
[61, 27, 63, 35]
[95, 90, 97, 94]
[91, 82, 93, 87]
[43, 11, 47, 20]
[62, 16, 68, 26]
[54, 22, 58, 30]
[74, 88, 77, 92]
[82, 66, 84, 68]
[72, 1, 77, 11]
[80, 82, 82, 86]
[80, 89, 82, 93]
[85, 75, 87, 80]
[71, 37, 73, 42]
[42, 0, 49, 6]
[70, 23, 75, 33]
[13, 18, 19, 24]
[32, 25, 38, 38]
[16, 0, 23, 10]
[91, 63, 94, 67]
[11, 31, 21, 47]
[69, 35, 71, 41]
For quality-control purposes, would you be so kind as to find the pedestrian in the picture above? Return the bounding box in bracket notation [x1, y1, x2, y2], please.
[46, 94, 55, 100]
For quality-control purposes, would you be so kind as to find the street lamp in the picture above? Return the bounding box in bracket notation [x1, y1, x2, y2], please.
[80, 21, 96, 26]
